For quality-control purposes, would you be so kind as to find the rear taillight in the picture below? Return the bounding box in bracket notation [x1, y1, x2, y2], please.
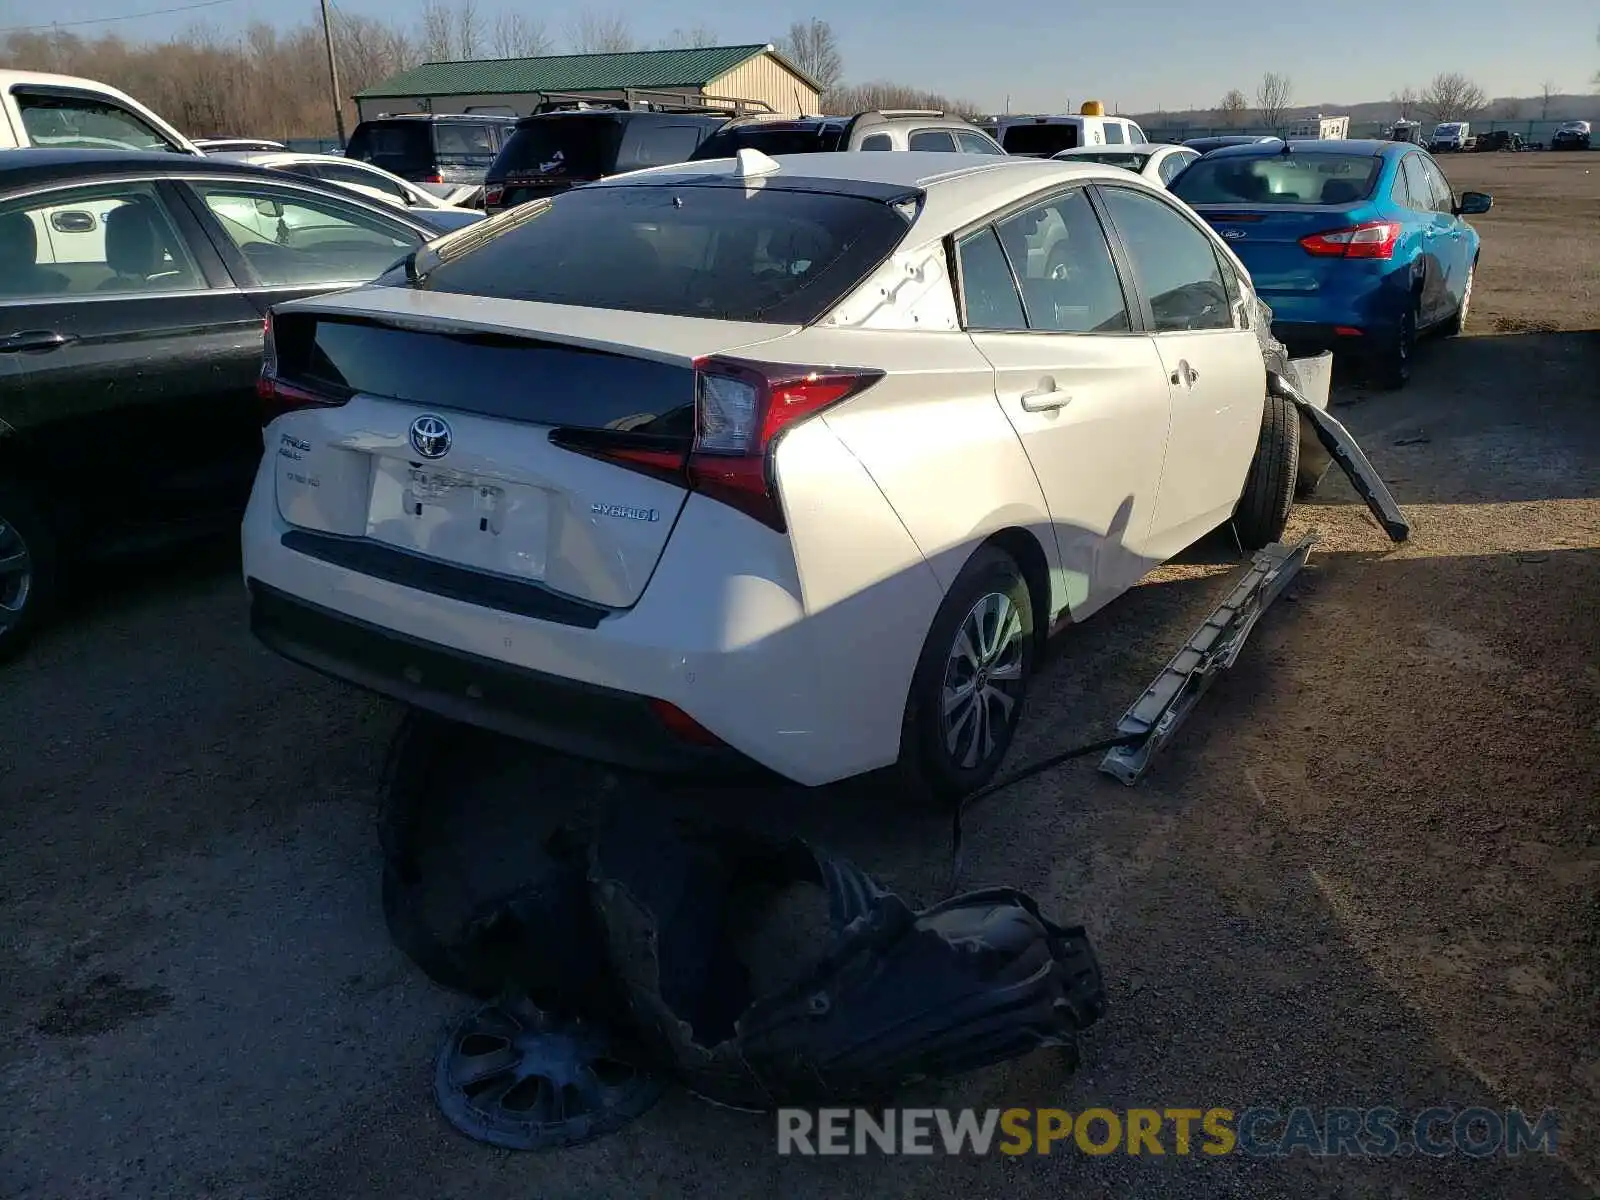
[256, 312, 348, 425]
[483, 185, 504, 208]
[648, 698, 725, 746]
[421, 172, 444, 184]
[548, 358, 881, 533]
[686, 358, 882, 532]
[1299, 220, 1401, 260]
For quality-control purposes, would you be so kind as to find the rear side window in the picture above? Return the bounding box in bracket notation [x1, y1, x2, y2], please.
[496, 117, 623, 178]
[1171, 153, 1383, 206]
[1002, 125, 1077, 156]
[414, 184, 914, 325]
[859, 133, 893, 151]
[908, 129, 958, 152]
[956, 227, 1027, 331]
[1103, 123, 1126, 145]
[994, 188, 1130, 334]
[15, 91, 181, 153]
[691, 124, 830, 159]
[956, 130, 1004, 155]
[348, 122, 431, 172]
[1395, 155, 1428, 210]
[620, 123, 707, 169]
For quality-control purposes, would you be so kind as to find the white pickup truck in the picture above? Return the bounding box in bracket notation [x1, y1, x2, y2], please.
[0, 70, 200, 154]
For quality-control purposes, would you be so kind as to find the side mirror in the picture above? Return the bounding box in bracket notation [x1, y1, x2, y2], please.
[255, 198, 283, 219]
[1456, 191, 1492, 216]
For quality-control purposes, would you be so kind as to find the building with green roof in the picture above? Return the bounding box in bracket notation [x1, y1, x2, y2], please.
[353, 43, 822, 122]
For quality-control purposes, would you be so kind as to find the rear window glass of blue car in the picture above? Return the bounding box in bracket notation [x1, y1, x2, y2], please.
[408, 182, 913, 324]
[1170, 153, 1383, 206]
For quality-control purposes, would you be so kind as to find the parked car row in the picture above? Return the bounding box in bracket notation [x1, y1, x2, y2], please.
[1, 71, 1493, 693]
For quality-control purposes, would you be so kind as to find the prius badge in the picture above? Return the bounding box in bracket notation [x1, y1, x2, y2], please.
[409, 414, 452, 459]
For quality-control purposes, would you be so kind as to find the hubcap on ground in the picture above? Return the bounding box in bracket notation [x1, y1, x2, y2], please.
[0, 518, 32, 630]
[942, 591, 1026, 770]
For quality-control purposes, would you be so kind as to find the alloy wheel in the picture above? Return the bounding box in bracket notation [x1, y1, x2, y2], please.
[941, 591, 1026, 770]
[0, 517, 32, 634]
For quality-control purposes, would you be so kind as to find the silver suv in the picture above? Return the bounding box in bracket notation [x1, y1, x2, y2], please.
[689, 109, 1005, 159]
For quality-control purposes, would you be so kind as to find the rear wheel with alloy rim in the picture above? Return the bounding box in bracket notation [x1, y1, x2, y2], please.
[1372, 300, 1417, 390]
[0, 481, 54, 662]
[899, 545, 1035, 805]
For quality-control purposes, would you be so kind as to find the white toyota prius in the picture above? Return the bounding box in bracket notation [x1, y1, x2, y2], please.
[243, 150, 1299, 801]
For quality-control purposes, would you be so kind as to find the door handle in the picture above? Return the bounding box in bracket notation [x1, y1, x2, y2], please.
[0, 330, 78, 354]
[1020, 380, 1072, 412]
[1169, 361, 1200, 388]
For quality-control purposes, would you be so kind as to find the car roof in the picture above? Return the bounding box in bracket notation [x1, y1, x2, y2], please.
[356, 113, 517, 123]
[0, 147, 293, 181]
[589, 150, 1140, 239]
[1056, 143, 1185, 154]
[1203, 138, 1394, 160]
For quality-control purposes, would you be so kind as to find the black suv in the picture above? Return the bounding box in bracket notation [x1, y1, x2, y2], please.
[483, 92, 770, 214]
[688, 115, 848, 158]
[345, 114, 519, 192]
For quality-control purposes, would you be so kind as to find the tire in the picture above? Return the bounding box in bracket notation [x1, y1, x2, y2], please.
[1232, 390, 1299, 551]
[0, 480, 56, 664]
[1371, 298, 1418, 390]
[1443, 259, 1475, 337]
[898, 545, 1035, 805]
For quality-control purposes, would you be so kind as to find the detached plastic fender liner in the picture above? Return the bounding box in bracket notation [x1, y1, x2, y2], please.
[588, 797, 1106, 1111]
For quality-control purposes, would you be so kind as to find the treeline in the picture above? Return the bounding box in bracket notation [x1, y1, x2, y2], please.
[0, 7, 978, 139]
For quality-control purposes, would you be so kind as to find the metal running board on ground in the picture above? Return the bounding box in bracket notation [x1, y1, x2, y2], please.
[1099, 535, 1316, 786]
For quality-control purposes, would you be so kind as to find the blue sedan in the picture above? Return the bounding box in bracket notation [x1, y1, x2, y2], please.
[1170, 139, 1492, 388]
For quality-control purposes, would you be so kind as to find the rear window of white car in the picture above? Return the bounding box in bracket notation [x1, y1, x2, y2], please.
[1171, 153, 1383, 206]
[410, 183, 914, 324]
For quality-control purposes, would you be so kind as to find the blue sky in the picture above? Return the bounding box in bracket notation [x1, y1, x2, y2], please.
[2, 0, 1596, 113]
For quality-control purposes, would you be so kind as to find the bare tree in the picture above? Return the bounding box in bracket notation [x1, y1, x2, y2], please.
[1255, 71, 1292, 130]
[663, 25, 719, 49]
[566, 12, 636, 54]
[828, 80, 979, 121]
[1391, 86, 1417, 119]
[1493, 96, 1522, 120]
[491, 12, 551, 57]
[1539, 81, 1558, 120]
[1218, 88, 1248, 127]
[453, 0, 482, 58]
[779, 18, 842, 93]
[1418, 72, 1487, 122]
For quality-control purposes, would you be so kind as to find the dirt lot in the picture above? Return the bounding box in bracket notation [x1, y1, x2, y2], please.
[2, 153, 1597, 1199]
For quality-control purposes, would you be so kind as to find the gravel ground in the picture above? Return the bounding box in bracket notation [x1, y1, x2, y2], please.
[2, 156, 1596, 1199]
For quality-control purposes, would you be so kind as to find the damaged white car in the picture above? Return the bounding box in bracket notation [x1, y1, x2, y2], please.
[244, 150, 1321, 801]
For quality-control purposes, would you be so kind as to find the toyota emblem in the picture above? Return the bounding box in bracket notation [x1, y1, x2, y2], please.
[409, 414, 452, 459]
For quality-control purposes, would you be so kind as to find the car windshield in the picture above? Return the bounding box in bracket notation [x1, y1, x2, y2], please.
[496, 117, 623, 177]
[691, 124, 837, 159]
[1063, 150, 1151, 171]
[1002, 125, 1079, 155]
[408, 183, 913, 324]
[1171, 153, 1383, 206]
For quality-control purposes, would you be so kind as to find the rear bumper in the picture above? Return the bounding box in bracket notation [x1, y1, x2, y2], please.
[249, 580, 759, 778]
[240, 428, 944, 788]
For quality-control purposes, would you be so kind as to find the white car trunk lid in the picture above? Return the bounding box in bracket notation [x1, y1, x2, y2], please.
[267, 291, 795, 611]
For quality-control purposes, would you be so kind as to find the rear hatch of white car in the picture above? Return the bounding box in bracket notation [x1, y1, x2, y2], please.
[260, 171, 919, 613]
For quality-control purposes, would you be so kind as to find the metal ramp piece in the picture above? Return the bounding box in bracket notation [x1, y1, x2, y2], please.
[1100, 535, 1315, 786]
